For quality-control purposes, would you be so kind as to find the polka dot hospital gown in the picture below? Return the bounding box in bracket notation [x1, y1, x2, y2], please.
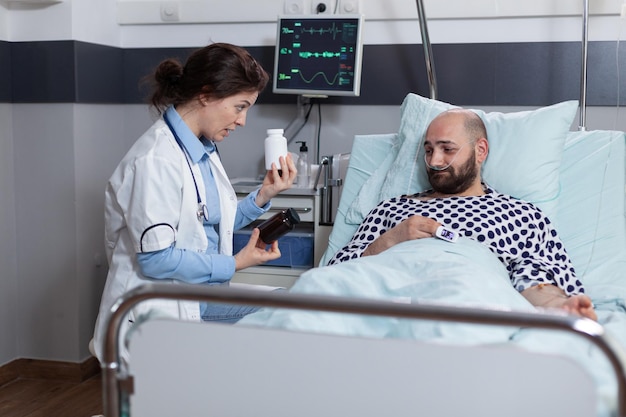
[328, 185, 585, 296]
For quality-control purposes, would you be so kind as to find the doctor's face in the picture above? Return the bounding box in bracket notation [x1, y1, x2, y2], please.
[201, 91, 259, 142]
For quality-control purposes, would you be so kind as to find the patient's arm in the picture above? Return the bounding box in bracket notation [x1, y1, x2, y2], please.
[363, 215, 440, 257]
[521, 284, 597, 321]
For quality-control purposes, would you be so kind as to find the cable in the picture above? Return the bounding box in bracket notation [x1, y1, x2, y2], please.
[288, 101, 314, 145]
[423, 142, 469, 172]
[315, 101, 322, 163]
[577, 141, 612, 279]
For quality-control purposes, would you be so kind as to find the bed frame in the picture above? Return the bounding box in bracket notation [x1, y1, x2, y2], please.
[101, 283, 626, 417]
[99, 120, 626, 415]
[99, 124, 626, 416]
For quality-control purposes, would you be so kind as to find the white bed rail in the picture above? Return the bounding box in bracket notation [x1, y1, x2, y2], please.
[101, 283, 626, 417]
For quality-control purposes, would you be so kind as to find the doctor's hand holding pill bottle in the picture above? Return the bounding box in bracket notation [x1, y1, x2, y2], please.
[91, 42, 296, 363]
[258, 128, 297, 206]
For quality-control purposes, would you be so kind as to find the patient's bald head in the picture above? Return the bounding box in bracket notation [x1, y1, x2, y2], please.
[427, 109, 488, 144]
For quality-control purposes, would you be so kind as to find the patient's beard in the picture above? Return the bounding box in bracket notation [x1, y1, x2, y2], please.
[427, 151, 478, 195]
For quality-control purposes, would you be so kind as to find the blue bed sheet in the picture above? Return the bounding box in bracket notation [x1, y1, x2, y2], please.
[240, 237, 626, 416]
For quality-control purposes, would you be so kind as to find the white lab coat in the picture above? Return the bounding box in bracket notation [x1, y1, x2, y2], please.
[92, 118, 238, 364]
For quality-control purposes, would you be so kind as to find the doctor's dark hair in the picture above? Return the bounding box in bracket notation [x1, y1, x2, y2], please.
[146, 43, 269, 115]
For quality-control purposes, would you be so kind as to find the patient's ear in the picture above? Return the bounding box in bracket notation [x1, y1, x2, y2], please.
[476, 137, 489, 163]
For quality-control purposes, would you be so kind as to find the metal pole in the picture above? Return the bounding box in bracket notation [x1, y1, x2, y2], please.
[579, 0, 589, 131]
[416, 0, 438, 99]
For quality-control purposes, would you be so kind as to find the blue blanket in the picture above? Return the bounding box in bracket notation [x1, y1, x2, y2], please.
[243, 238, 538, 342]
[239, 237, 626, 416]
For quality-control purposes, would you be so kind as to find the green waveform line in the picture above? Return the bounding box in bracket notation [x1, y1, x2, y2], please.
[295, 70, 342, 86]
[300, 23, 342, 40]
[298, 51, 341, 59]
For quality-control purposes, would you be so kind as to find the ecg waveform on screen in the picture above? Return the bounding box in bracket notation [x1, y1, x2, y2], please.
[298, 51, 341, 59]
[276, 18, 359, 93]
[278, 63, 354, 87]
[282, 22, 344, 40]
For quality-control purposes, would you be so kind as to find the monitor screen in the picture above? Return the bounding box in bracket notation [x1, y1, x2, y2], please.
[273, 14, 364, 97]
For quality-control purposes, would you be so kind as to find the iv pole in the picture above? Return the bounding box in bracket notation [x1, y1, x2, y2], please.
[416, 0, 438, 99]
[579, 0, 589, 131]
[415, 0, 589, 129]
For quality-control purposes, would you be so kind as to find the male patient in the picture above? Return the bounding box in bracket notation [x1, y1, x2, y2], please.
[328, 109, 597, 320]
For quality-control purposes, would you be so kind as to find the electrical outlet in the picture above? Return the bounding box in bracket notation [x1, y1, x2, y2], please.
[160, 2, 179, 22]
[338, 0, 360, 14]
[311, 1, 335, 14]
[284, 0, 308, 14]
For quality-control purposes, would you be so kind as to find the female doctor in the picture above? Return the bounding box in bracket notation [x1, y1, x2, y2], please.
[91, 43, 296, 363]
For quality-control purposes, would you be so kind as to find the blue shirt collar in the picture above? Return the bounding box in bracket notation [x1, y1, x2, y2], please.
[165, 106, 216, 164]
[201, 137, 217, 155]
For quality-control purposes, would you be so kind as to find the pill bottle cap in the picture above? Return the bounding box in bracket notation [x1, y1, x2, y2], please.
[285, 208, 301, 225]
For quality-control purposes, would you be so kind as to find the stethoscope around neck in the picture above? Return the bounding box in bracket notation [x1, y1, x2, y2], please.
[163, 113, 210, 223]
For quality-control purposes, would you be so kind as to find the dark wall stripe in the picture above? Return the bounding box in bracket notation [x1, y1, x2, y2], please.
[122, 46, 197, 106]
[0, 41, 10, 102]
[10, 41, 77, 103]
[2, 40, 625, 106]
[75, 42, 124, 103]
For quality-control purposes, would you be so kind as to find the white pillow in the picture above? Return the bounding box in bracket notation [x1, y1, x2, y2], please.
[346, 93, 578, 223]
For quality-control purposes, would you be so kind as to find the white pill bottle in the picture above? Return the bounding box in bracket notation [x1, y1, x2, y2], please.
[264, 128, 288, 175]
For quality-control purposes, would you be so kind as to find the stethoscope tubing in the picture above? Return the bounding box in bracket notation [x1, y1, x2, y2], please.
[163, 113, 209, 223]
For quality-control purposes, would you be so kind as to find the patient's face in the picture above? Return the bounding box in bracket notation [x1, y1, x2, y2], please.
[427, 148, 478, 194]
[424, 114, 480, 195]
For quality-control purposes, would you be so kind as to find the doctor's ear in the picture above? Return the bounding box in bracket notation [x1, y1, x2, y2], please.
[198, 94, 210, 106]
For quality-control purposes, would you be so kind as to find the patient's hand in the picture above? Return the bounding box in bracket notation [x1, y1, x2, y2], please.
[363, 215, 440, 257]
[521, 284, 597, 321]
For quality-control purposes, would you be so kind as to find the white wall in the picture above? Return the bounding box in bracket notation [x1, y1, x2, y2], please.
[4, 1, 73, 41]
[0, 103, 17, 364]
[0, 0, 625, 366]
[116, 0, 626, 48]
[0, 4, 7, 40]
[12, 104, 78, 360]
[113, 0, 624, 29]
[2, 0, 119, 45]
[7, 104, 137, 362]
[74, 105, 129, 359]
[120, 104, 404, 179]
[70, 0, 120, 45]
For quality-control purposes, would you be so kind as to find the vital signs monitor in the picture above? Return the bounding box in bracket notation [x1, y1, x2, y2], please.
[273, 15, 364, 97]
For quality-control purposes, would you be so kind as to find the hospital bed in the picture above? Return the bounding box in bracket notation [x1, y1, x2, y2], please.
[101, 93, 626, 417]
